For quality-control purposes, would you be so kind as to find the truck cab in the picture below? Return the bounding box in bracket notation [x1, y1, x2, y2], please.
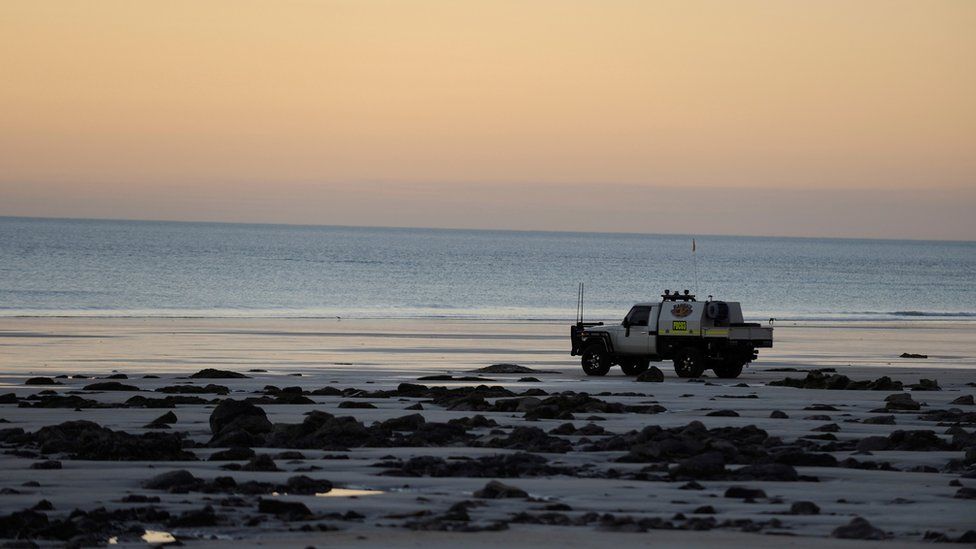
[570, 289, 772, 379]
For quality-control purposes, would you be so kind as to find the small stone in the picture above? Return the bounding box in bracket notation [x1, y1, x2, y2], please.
[30, 460, 62, 470]
[241, 454, 279, 472]
[831, 517, 886, 540]
[770, 410, 788, 419]
[635, 367, 664, 383]
[790, 501, 820, 515]
[143, 469, 201, 491]
[862, 415, 895, 424]
[724, 486, 766, 499]
[474, 480, 528, 499]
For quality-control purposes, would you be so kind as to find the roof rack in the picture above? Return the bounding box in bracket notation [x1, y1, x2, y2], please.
[661, 289, 696, 302]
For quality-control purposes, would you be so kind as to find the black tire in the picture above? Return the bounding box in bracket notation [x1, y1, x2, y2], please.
[673, 347, 705, 378]
[713, 361, 744, 379]
[621, 358, 650, 376]
[581, 344, 611, 376]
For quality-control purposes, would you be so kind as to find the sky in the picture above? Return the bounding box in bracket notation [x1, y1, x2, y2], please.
[1, 0, 974, 240]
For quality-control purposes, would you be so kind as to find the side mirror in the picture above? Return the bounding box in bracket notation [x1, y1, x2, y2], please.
[622, 319, 631, 328]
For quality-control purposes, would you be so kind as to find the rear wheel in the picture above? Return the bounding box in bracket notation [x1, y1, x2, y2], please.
[713, 361, 744, 379]
[673, 347, 705, 378]
[620, 358, 650, 376]
[581, 344, 611, 376]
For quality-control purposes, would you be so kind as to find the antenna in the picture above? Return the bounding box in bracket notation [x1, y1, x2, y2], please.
[576, 282, 584, 324]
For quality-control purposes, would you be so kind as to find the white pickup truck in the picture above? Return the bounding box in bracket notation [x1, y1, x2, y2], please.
[570, 290, 773, 379]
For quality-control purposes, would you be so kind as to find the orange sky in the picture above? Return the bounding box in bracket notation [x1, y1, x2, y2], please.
[1, 1, 974, 239]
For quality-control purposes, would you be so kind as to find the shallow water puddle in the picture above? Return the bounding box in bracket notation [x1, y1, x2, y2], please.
[142, 531, 177, 544]
[317, 488, 385, 497]
[107, 531, 176, 545]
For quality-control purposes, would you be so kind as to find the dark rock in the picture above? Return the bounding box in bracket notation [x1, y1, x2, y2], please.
[29, 460, 61, 470]
[635, 367, 664, 383]
[692, 505, 715, 514]
[813, 423, 840, 432]
[144, 411, 178, 429]
[29, 420, 195, 460]
[0, 393, 17, 404]
[790, 501, 820, 515]
[284, 475, 332, 495]
[519, 377, 541, 382]
[208, 399, 272, 446]
[120, 494, 160, 503]
[899, 353, 928, 359]
[209, 447, 256, 461]
[337, 401, 377, 409]
[770, 410, 788, 419]
[157, 384, 229, 395]
[705, 410, 739, 417]
[724, 486, 766, 499]
[190, 368, 250, 379]
[241, 454, 279, 471]
[908, 378, 940, 391]
[831, 517, 886, 540]
[31, 500, 53, 512]
[805, 404, 839, 411]
[405, 403, 424, 410]
[168, 505, 218, 527]
[486, 426, 572, 453]
[955, 487, 976, 499]
[731, 463, 798, 481]
[769, 372, 901, 391]
[951, 395, 974, 406]
[474, 480, 528, 498]
[671, 452, 726, 479]
[257, 498, 312, 519]
[376, 414, 426, 432]
[25, 377, 60, 386]
[473, 364, 555, 374]
[124, 395, 209, 408]
[143, 470, 202, 491]
[104, 373, 128, 379]
[884, 393, 920, 411]
[379, 452, 568, 478]
[264, 411, 383, 450]
[679, 481, 705, 490]
[856, 436, 890, 452]
[82, 382, 139, 391]
[19, 395, 104, 409]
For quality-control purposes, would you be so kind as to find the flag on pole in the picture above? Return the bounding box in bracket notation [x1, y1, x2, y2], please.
[692, 238, 696, 253]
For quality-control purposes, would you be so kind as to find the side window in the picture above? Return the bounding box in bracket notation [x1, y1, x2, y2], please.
[630, 306, 650, 326]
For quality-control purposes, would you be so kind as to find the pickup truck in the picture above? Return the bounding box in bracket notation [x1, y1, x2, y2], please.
[570, 290, 773, 378]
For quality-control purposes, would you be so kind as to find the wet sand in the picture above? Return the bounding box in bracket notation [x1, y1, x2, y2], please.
[0, 318, 973, 546]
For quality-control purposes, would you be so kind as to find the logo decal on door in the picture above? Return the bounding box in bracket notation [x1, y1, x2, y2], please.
[671, 304, 693, 317]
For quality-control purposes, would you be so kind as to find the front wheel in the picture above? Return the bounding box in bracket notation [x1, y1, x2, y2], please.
[713, 361, 744, 379]
[581, 344, 611, 376]
[673, 347, 705, 378]
[620, 358, 650, 376]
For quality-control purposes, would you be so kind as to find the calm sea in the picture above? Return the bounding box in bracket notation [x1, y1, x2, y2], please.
[1, 217, 973, 321]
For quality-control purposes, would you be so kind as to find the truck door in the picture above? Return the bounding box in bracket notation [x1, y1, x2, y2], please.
[618, 305, 653, 355]
[647, 305, 660, 356]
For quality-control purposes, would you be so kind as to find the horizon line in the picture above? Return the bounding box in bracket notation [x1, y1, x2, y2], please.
[2, 214, 974, 245]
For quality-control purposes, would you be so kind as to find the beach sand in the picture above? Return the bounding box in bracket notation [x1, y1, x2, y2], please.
[0, 317, 973, 546]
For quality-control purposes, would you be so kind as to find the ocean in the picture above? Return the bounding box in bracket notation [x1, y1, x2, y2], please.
[1, 217, 973, 321]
